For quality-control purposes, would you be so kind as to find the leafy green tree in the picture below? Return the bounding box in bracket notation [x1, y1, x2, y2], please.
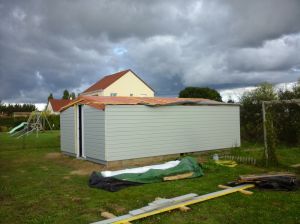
[0, 103, 36, 116]
[48, 93, 54, 100]
[70, 92, 76, 100]
[240, 82, 277, 104]
[62, 90, 70, 100]
[278, 79, 300, 100]
[179, 87, 222, 101]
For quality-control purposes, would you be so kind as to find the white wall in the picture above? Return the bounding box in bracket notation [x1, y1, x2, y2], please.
[83, 106, 106, 162]
[105, 105, 240, 161]
[60, 107, 76, 155]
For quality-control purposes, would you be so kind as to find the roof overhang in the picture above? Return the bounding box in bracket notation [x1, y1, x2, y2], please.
[60, 96, 239, 112]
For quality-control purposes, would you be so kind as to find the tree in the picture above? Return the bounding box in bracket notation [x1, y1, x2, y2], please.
[48, 93, 54, 101]
[278, 79, 300, 100]
[0, 103, 37, 115]
[179, 87, 222, 101]
[70, 92, 76, 100]
[62, 90, 70, 100]
[240, 82, 277, 105]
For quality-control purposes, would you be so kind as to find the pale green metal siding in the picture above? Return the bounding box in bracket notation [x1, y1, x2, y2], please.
[105, 105, 240, 161]
[60, 107, 76, 155]
[83, 106, 106, 162]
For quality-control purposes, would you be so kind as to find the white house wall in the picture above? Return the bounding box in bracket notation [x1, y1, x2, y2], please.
[60, 107, 76, 155]
[105, 105, 240, 161]
[83, 106, 106, 163]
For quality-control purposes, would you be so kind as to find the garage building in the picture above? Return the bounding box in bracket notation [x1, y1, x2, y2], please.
[60, 96, 240, 165]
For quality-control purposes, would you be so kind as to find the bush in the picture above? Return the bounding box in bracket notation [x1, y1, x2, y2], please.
[47, 115, 60, 130]
[0, 117, 28, 129]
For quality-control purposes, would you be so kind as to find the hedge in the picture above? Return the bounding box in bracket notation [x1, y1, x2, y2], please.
[241, 102, 300, 146]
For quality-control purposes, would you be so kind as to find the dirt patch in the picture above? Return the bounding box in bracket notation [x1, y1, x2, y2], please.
[111, 204, 127, 214]
[63, 176, 71, 180]
[70, 169, 91, 176]
[45, 152, 105, 175]
[69, 160, 105, 176]
[45, 152, 61, 159]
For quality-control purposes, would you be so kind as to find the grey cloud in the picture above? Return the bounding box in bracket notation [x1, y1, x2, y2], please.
[0, 0, 300, 103]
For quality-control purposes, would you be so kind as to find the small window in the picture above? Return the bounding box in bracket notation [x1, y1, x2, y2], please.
[130, 93, 133, 96]
[110, 93, 117, 96]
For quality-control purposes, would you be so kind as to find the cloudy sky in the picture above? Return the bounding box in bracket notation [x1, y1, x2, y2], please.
[1, 0, 300, 104]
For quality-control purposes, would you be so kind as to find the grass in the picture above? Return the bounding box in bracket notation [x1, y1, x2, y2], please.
[0, 131, 299, 224]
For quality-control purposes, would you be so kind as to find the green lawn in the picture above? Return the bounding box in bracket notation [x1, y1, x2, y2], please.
[0, 131, 299, 224]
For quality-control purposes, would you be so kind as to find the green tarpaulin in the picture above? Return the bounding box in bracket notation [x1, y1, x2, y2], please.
[110, 157, 203, 183]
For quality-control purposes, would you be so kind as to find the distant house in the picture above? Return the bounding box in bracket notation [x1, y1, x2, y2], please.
[80, 69, 155, 97]
[46, 99, 72, 115]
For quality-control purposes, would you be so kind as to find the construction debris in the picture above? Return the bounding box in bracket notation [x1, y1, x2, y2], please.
[91, 184, 254, 224]
[239, 172, 296, 182]
[228, 172, 299, 191]
[163, 172, 194, 181]
[215, 160, 237, 167]
[89, 157, 203, 192]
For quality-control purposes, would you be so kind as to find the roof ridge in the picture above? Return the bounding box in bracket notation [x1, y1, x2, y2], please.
[82, 69, 131, 94]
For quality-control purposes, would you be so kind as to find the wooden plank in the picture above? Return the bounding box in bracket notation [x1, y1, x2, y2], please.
[179, 206, 191, 212]
[96, 184, 254, 224]
[163, 172, 194, 181]
[218, 185, 253, 195]
[239, 172, 296, 181]
[92, 214, 132, 224]
[170, 193, 198, 202]
[100, 212, 132, 224]
[149, 193, 197, 206]
[101, 212, 116, 219]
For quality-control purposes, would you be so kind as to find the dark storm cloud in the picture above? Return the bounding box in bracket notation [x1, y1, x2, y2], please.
[0, 0, 300, 103]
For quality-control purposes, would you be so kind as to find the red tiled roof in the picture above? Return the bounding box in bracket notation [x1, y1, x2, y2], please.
[60, 95, 231, 112]
[48, 99, 73, 112]
[82, 69, 130, 94]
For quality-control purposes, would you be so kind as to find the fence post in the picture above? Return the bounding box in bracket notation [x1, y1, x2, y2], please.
[262, 101, 268, 166]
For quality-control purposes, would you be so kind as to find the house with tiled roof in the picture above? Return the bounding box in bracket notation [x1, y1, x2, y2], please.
[80, 69, 155, 97]
[46, 99, 73, 115]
